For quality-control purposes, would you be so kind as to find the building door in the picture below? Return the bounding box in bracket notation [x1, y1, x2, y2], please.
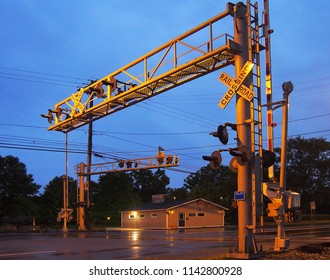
[178, 212, 185, 227]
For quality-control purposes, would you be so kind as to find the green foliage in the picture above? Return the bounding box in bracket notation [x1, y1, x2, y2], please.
[0, 155, 40, 225]
[274, 136, 330, 213]
[91, 172, 141, 225]
[1, 136, 329, 227]
[38, 176, 76, 225]
[130, 169, 170, 203]
[184, 165, 237, 208]
[166, 187, 188, 201]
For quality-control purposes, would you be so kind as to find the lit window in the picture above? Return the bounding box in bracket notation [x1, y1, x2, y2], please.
[151, 213, 158, 218]
[128, 214, 135, 219]
[197, 212, 205, 217]
[188, 213, 196, 217]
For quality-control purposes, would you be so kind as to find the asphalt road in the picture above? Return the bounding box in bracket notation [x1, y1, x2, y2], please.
[0, 223, 329, 260]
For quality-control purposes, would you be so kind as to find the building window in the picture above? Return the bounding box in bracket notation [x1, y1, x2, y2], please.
[128, 214, 135, 219]
[140, 214, 145, 218]
[197, 212, 205, 217]
[151, 213, 158, 219]
[188, 213, 196, 217]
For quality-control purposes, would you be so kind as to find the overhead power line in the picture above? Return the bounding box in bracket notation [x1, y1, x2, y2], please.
[0, 66, 88, 81]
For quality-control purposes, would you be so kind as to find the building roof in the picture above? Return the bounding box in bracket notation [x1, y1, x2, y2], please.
[121, 198, 229, 212]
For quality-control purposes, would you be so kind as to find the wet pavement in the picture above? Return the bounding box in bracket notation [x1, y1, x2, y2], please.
[0, 223, 329, 260]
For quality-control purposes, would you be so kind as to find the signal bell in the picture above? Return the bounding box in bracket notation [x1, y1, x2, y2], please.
[202, 150, 222, 170]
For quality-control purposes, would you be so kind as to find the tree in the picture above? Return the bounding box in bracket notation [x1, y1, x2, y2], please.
[39, 176, 76, 226]
[0, 155, 40, 225]
[166, 187, 188, 201]
[184, 165, 237, 208]
[274, 136, 330, 213]
[130, 169, 170, 203]
[92, 172, 140, 225]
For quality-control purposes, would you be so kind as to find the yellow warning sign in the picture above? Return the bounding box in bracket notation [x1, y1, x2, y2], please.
[218, 61, 255, 109]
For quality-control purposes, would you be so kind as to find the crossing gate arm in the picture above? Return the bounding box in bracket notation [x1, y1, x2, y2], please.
[46, 4, 238, 132]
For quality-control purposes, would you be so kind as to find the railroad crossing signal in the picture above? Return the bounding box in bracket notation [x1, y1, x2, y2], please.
[218, 61, 255, 109]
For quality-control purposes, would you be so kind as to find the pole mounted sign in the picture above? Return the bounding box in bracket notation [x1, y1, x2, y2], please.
[218, 61, 255, 109]
[234, 191, 245, 201]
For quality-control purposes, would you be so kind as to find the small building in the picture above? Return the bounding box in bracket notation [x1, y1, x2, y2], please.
[120, 198, 228, 229]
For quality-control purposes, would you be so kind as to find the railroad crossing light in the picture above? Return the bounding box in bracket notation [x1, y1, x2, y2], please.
[89, 83, 105, 98]
[48, 107, 63, 118]
[229, 157, 238, 173]
[41, 111, 53, 124]
[211, 125, 228, 144]
[210, 123, 236, 145]
[202, 150, 222, 170]
[102, 77, 117, 94]
[229, 146, 250, 166]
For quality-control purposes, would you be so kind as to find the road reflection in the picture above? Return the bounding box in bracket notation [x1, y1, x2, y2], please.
[128, 231, 140, 241]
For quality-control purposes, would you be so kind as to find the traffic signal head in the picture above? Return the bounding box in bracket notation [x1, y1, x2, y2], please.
[202, 150, 222, 170]
[166, 155, 173, 164]
[126, 161, 132, 169]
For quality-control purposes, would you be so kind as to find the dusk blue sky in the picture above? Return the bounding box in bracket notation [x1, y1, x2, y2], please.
[1, 0, 329, 192]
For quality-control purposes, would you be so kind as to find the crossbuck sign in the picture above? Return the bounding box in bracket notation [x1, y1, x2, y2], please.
[218, 61, 255, 109]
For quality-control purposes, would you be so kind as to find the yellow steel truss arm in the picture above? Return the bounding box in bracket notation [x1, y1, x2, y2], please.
[44, 3, 238, 132]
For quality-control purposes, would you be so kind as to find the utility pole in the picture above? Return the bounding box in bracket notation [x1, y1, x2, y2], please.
[61, 175, 68, 232]
[57, 133, 73, 232]
[230, 2, 261, 259]
[77, 162, 87, 231]
[86, 116, 93, 229]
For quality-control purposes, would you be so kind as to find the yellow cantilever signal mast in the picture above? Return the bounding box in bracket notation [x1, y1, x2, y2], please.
[42, 3, 238, 132]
